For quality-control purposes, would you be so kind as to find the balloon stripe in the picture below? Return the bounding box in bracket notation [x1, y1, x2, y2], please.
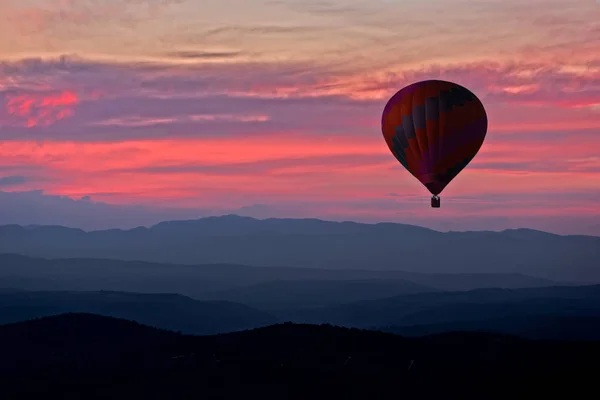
[412, 85, 429, 175]
[381, 80, 487, 196]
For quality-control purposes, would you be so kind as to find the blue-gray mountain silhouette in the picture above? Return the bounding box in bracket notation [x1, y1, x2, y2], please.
[1, 215, 599, 282]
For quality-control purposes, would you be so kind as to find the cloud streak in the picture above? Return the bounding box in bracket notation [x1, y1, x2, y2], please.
[166, 51, 243, 60]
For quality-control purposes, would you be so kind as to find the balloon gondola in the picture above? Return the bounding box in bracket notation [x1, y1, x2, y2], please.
[381, 80, 488, 207]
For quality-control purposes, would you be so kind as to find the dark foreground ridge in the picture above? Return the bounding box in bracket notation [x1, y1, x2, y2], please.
[0, 313, 596, 399]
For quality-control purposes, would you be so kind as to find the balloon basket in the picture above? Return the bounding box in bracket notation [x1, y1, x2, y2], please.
[431, 196, 440, 208]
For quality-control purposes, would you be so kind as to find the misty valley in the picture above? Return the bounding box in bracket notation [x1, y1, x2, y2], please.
[1, 216, 599, 399]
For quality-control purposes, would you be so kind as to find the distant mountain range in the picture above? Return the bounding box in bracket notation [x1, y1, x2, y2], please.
[1, 313, 597, 399]
[1, 215, 599, 282]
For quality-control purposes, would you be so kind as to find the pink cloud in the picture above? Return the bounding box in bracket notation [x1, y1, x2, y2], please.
[4, 90, 79, 127]
[0, 54, 599, 227]
[0, 128, 598, 211]
[0, 55, 598, 145]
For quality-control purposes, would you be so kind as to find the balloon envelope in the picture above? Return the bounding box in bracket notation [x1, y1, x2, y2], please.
[381, 80, 487, 196]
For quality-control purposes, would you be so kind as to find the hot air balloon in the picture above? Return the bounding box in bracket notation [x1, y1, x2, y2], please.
[381, 80, 488, 208]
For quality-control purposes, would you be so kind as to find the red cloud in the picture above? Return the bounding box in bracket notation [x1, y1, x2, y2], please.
[5, 91, 79, 127]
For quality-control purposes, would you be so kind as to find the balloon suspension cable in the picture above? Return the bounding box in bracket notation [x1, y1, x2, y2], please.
[431, 195, 441, 208]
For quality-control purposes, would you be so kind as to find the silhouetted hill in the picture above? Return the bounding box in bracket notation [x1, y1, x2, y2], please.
[201, 279, 437, 310]
[0, 313, 596, 399]
[3, 284, 600, 340]
[283, 285, 600, 339]
[0, 254, 558, 304]
[1, 215, 598, 282]
[387, 315, 600, 341]
[0, 289, 276, 334]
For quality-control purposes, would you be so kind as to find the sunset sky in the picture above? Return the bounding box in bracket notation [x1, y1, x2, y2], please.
[0, 0, 599, 234]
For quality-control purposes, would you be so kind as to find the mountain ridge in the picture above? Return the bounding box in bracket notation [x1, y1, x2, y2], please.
[0, 253, 560, 299]
[4, 214, 599, 237]
[1, 215, 599, 282]
[279, 284, 600, 338]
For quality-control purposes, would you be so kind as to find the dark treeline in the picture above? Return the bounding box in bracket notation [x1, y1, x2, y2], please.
[0, 313, 596, 399]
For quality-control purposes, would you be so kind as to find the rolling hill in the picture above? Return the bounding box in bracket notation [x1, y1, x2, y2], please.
[0, 253, 559, 304]
[200, 278, 437, 310]
[281, 284, 600, 339]
[2, 284, 600, 340]
[0, 289, 276, 335]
